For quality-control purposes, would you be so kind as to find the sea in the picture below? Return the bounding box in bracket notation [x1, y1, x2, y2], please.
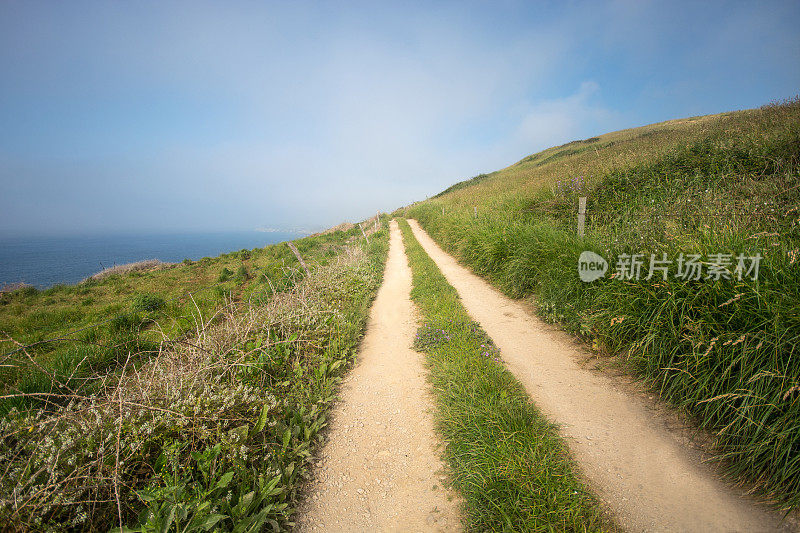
[0, 231, 304, 289]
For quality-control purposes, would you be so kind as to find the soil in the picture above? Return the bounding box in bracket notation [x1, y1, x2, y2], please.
[296, 220, 462, 532]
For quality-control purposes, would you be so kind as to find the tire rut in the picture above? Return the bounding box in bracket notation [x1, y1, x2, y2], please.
[408, 219, 795, 533]
[296, 220, 462, 532]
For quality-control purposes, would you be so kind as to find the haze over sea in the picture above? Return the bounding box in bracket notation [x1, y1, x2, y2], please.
[0, 231, 303, 288]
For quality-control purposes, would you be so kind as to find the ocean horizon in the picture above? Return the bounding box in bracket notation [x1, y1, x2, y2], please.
[0, 230, 304, 288]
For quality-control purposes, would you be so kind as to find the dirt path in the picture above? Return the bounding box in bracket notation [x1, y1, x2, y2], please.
[297, 221, 461, 532]
[408, 219, 795, 533]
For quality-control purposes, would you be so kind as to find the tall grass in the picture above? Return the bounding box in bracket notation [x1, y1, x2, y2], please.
[399, 219, 612, 531]
[0, 223, 390, 531]
[0, 222, 375, 416]
[404, 99, 800, 509]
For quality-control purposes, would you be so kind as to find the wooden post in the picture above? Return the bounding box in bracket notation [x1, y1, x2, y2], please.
[577, 196, 587, 237]
[359, 223, 370, 244]
[442, 206, 445, 216]
[473, 206, 477, 219]
[375, 211, 379, 231]
[286, 242, 310, 276]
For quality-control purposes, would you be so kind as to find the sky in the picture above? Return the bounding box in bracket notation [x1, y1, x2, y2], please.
[1, 1, 798, 237]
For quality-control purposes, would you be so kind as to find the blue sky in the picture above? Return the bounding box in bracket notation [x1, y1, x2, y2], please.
[1, 1, 798, 237]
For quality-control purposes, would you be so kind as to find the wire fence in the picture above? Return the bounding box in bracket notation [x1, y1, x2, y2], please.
[0, 216, 387, 530]
[0, 222, 381, 361]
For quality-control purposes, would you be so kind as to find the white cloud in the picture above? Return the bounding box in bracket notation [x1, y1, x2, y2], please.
[492, 81, 620, 164]
[3, 1, 796, 236]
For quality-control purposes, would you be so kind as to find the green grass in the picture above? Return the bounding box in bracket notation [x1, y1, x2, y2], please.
[400, 98, 800, 509]
[0, 219, 390, 531]
[0, 223, 373, 416]
[399, 219, 612, 532]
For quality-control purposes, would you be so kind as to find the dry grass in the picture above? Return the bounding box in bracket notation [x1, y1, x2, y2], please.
[0, 235, 389, 530]
[433, 103, 796, 214]
[82, 259, 174, 283]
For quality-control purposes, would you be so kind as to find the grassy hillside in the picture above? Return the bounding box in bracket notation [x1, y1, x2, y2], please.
[0, 225, 373, 416]
[401, 98, 800, 509]
[0, 219, 389, 530]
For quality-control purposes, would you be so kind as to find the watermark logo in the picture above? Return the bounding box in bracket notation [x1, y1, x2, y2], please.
[578, 251, 608, 282]
[578, 251, 762, 283]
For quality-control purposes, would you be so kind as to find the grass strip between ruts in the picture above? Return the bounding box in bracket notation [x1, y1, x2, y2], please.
[398, 218, 613, 532]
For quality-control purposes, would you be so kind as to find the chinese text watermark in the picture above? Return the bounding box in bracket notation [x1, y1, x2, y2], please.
[578, 252, 762, 282]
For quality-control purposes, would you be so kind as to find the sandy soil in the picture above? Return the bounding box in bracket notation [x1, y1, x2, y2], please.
[296, 220, 462, 532]
[408, 219, 796, 533]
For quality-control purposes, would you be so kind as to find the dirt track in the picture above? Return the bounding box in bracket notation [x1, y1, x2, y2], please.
[297, 221, 461, 532]
[408, 219, 795, 533]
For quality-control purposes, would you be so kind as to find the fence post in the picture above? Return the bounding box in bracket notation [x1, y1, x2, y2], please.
[442, 206, 445, 216]
[473, 206, 477, 219]
[286, 242, 311, 276]
[359, 223, 370, 244]
[375, 211, 379, 231]
[577, 196, 587, 237]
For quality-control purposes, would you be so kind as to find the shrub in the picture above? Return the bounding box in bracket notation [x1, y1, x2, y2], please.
[234, 265, 250, 283]
[132, 293, 166, 313]
[17, 285, 39, 297]
[110, 313, 143, 333]
[218, 267, 233, 282]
